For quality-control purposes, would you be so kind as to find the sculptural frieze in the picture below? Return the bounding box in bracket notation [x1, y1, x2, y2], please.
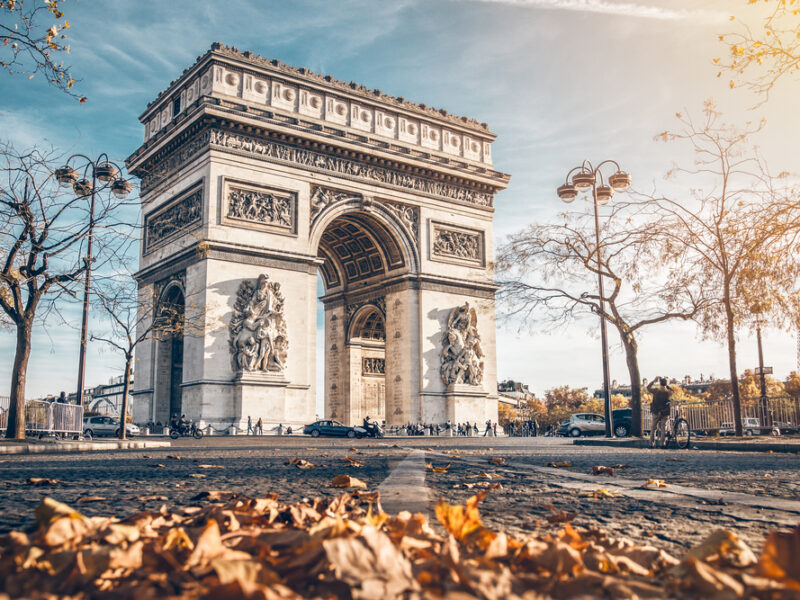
[145, 188, 203, 251]
[227, 186, 294, 229]
[440, 303, 484, 386]
[432, 225, 483, 264]
[229, 274, 288, 374]
[207, 129, 493, 207]
[385, 201, 419, 241]
[310, 187, 361, 221]
[362, 358, 385, 375]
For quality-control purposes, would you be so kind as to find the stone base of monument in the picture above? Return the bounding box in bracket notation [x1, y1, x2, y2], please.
[232, 371, 290, 428]
[444, 383, 488, 424]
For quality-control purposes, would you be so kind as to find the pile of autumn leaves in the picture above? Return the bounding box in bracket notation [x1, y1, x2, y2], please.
[0, 490, 798, 599]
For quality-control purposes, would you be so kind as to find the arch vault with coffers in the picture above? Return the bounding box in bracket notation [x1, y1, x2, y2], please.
[126, 44, 509, 430]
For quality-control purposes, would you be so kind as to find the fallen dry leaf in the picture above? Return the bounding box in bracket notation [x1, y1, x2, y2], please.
[641, 479, 668, 489]
[547, 461, 572, 468]
[27, 478, 61, 486]
[151, 463, 167, 469]
[76, 496, 107, 503]
[581, 489, 621, 499]
[488, 457, 505, 465]
[665, 457, 686, 462]
[757, 526, 800, 582]
[341, 455, 364, 468]
[166, 455, 181, 460]
[196, 464, 225, 469]
[188, 473, 206, 478]
[287, 457, 315, 469]
[134, 495, 168, 502]
[425, 462, 451, 473]
[331, 474, 367, 489]
[592, 465, 615, 476]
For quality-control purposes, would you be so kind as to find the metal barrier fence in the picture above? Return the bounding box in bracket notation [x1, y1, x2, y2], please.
[0, 396, 84, 436]
[641, 396, 800, 434]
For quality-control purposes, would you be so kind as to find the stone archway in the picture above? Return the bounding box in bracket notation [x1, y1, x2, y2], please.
[313, 204, 416, 426]
[127, 44, 509, 432]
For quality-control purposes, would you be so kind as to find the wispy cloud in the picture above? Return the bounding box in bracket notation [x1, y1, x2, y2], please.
[463, 0, 723, 21]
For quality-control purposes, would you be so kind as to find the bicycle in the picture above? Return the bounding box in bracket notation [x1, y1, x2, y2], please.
[657, 410, 691, 450]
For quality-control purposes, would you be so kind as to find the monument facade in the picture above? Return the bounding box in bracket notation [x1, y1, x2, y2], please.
[126, 43, 509, 431]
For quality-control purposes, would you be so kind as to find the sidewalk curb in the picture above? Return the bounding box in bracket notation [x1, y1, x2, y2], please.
[572, 438, 800, 453]
[0, 440, 171, 455]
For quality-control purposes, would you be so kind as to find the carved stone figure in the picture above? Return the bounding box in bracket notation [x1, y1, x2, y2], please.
[227, 186, 293, 228]
[229, 274, 288, 373]
[440, 303, 484, 386]
[432, 226, 482, 262]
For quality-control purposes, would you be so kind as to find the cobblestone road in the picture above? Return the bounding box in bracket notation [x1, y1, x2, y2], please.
[1, 437, 797, 557]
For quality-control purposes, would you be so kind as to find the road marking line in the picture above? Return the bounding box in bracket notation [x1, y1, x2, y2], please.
[378, 450, 430, 517]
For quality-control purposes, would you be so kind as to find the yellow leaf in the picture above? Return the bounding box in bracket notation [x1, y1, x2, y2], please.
[435, 492, 487, 540]
[729, 80, 735, 88]
[641, 478, 668, 488]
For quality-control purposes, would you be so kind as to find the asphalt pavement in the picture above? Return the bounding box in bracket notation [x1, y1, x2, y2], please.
[0, 436, 796, 557]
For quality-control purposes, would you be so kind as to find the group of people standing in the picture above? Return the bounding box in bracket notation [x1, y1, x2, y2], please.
[505, 419, 540, 437]
[245, 416, 293, 436]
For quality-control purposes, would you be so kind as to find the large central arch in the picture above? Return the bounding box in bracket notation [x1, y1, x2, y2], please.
[312, 203, 418, 425]
[127, 44, 509, 431]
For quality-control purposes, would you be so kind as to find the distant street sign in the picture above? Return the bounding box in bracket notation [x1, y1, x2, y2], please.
[755, 366, 773, 375]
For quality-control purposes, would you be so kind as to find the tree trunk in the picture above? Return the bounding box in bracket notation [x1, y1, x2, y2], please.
[621, 331, 643, 437]
[119, 357, 132, 440]
[6, 319, 33, 440]
[724, 292, 742, 436]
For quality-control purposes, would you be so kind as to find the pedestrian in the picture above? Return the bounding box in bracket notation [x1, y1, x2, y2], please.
[532, 418, 539, 437]
[473, 423, 479, 435]
[58, 391, 67, 404]
[435, 424, 441, 436]
[648, 376, 674, 448]
[493, 422, 497, 436]
[484, 420, 491, 437]
[286, 425, 292, 435]
[247, 415, 254, 435]
[256, 417, 263, 436]
[277, 423, 284, 435]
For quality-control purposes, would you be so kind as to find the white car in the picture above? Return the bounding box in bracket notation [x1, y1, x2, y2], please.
[564, 413, 606, 437]
[719, 418, 760, 436]
[82, 415, 140, 439]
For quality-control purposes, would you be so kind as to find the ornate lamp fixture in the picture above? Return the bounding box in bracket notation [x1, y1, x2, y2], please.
[556, 159, 632, 437]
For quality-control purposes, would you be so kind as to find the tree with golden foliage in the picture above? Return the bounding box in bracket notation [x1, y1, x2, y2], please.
[0, 0, 84, 101]
[716, 0, 800, 102]
[646, 102, 800, 435]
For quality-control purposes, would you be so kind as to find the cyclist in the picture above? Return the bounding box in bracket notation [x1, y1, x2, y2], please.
[648, 376, 674, 448]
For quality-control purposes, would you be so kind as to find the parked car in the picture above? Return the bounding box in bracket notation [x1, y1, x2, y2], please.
[772, 420, 799, 434]
[82, 415, 140, 439]
[719, 417, 760, 436]
[303, 419, 360, 438]
[611, 408, 632, 437]
[563, 413, 606, 437]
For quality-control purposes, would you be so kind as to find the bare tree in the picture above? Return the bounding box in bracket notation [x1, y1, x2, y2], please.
[0, 0, 85, 101]
[90, 279, 185, 440]
[0, 143, 128, 439]
[497, 202, 703, 437]
[644, 102, 800, 435]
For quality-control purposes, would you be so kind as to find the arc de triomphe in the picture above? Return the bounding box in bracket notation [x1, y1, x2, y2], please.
[127, 43, 509, 431]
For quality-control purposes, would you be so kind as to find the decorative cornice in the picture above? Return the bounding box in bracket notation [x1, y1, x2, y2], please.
[144, 43, 491, 134]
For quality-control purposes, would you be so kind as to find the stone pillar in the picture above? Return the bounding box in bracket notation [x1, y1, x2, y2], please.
[384, 285, 420, 426]
[324, 305, 347, 422]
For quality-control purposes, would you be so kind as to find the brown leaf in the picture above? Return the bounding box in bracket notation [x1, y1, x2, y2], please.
[682, 529, 757, 569]
[547, 461, 572, 468]
[189, 473, 207, 478]
[27, 477, 61, 486]
[580, 489, 621, 499]
[323, 525, 420, 597]
[488, 457, 505, 465]
[435, 492, 487, 540]
[151, 463, 167, 468]
[287, 457, 315, 469]
[592, 465, 615, 476]
[76, 496, 107, 503]
[134, 495, 169, 501]
[331, 475, 367, 489]
[197, 464, 225, 469]
[758, 526, 800, 582]
[192, 490, 240, 502]
[342, 455, 364, 468]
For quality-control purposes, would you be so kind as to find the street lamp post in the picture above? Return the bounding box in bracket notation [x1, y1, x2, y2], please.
[750, 302, 771, 427]
[557, 160, 631, 438]
[55, 155, 131, 411]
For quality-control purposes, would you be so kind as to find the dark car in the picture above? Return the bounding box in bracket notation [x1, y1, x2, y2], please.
[611, 408, 632, 437]
[303, 419, 359, 438]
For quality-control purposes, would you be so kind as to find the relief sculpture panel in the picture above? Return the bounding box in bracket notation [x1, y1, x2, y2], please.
[431, 222, 484, 266]
[229, 274, 288, 373]
[223, 182, 296, 234]
[144, 187, 203, 252]
[441, 302, 484, 386]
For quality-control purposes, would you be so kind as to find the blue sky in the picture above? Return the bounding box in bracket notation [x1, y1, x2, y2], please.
[2, 0, 799, 408]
